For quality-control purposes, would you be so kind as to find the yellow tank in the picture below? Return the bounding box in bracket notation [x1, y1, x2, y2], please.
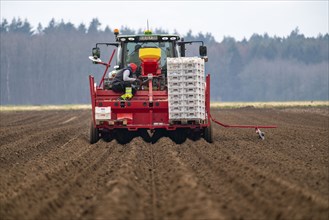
[139, 48, 161, 61]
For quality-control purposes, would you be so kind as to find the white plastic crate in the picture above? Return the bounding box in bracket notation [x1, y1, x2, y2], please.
[182, 62, 204, 69]
[184, 111, 206, 120]
[168, 95, 206, 105]
[168, 106, 206, 120]
[184, 101, 204, 109]
[167, 57, 206, 121]
[171, 101, 205, 108]
[168, 99, 183, 106]
[168, 81, 203, 89]
[167, 71, 184, 76]
[169, 111, 206, 120]
[167, 77, 204, 86]
[169, 105, 205, 113]
[168, 87, 183, 94]
[182, 87, 204, 94]
[167, 63, 182, 69]
[183, 81, 203, 88]
[168, 94, 182, 101]
[184, 105, 205, 112]
[167, 57, 205, 76]
[168, 81, 184, 88]
[181, 93, 205, 100]
[168, 57, 204, 65]
[168, 76, 204, 85]
[168, 88, 205, 97]
[181, 67, 204, 75]
[181, 69, 194, 74]
[167, 75, 186, 82]
[184, 99, 205, 106]
[169, 112, 186, 119]
[169, 105, 185, 112]
[167, 75, 179, 82]
[167, 70, 204, 77]
[183, 75, 204, 82]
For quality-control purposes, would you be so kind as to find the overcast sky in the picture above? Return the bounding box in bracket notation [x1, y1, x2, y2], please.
[1, 0, 328, 41]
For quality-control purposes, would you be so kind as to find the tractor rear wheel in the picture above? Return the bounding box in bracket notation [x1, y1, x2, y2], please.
[90, 120, 99, 144]
[115, 129, 134, 144]
[204, 122, 213, 143]
[170, 128, 187, 144]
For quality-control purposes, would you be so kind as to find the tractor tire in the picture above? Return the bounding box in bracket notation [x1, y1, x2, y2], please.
[170, 129, 187, 144]
[102, 130, 114, 142]
[90, 120, 99, 144]
[189, 130, 201, 141]
[204, 122, 213, 143]
[115, 129, 134, 145]
[151, 129, 166, 144]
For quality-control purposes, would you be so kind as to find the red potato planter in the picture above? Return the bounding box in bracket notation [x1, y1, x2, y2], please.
[89, 30, 276, 144]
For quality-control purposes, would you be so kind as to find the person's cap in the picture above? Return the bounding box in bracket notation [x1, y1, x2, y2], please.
[128, 63, 137, 72]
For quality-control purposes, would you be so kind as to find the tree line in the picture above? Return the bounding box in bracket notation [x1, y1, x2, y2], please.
[0, 18, 328, 104]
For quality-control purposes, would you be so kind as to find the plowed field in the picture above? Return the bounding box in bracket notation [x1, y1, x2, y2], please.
[0, 108, 328, 220]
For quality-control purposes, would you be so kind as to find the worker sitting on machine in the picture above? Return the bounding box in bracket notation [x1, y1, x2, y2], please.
[112, 63, 140, 100]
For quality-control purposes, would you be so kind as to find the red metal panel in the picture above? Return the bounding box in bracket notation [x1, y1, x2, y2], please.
[141, 58, 160, 76]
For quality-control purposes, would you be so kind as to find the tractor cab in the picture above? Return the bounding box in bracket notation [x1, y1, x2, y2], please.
[115, 32, 181, 77]
[90, 29, 208, 88]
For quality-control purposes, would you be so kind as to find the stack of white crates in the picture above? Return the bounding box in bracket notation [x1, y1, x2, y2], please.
[167, 57, 205, 122]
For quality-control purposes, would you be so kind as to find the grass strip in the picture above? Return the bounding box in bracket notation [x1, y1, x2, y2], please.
[210, 101, 329, 109]
[0, 101, 328, 112]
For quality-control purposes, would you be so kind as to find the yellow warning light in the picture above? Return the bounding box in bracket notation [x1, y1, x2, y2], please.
[144, 30, 152, 35]
[114, 29, 119, 35]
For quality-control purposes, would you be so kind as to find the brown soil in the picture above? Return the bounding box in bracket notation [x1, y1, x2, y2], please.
[0, 107, 328, 220]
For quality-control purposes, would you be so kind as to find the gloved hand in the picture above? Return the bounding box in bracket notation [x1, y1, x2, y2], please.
[132, 79, 141, 90]
[134, 79, 141, 84]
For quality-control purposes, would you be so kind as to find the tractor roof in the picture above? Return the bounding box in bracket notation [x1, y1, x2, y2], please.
[116, 34, 180, 42]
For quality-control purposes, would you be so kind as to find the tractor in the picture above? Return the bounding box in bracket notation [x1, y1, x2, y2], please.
[88, 29, 276, 144]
